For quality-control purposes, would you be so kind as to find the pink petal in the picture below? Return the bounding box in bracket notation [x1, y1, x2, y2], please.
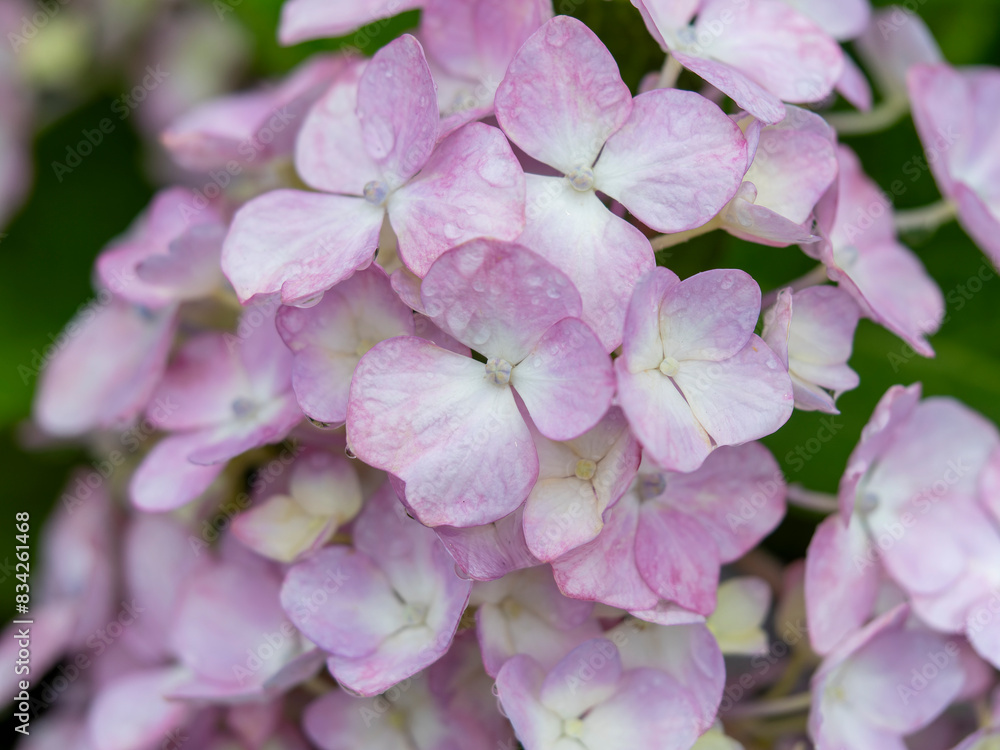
[694, 0, 843, 104]
[615, 363, 713, 473]
[221, 189, 383, 305]
[517, 174, 655, 351]
[388, 122, 525, 276]
[276, 265, 415, 424]
[672, 51, 787, 124]
[357, 35, 439, 187]
[595, 88, 747, 232]
[551, 489, 659, 612]
[34, 299, 176, 437]
[793, 0, 870, 40]
[347, 337, 537, 526]
[279, 0, 422, 44]
[419, 238, 582, 361]
[435, 506, 539, 581]
[495, 656, 562, 749]
[163, 55, 344, 171]
[294, 58, 379, 196]
[129, 431, 226, 511]
[673, 335, 794, 447]
[636, 503, 720, 614]
[661, 269, 761, 362]
[837, 53, 873, 111]
[494, 15, 632, 173]
[618, 266, 680, 372]
[664, 442, 786, 561]
[580, 669, 703, 750]
[281, 546, 405, 658]
[540, 638, 622, 718]
[858, 9, 941, 98]
[88, 667, 194, 750]
[512, 317, 615, 441]
[805, 514, 880, 655]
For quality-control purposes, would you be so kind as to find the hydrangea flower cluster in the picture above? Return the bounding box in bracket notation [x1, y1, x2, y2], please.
[8, 1, 1000, 749]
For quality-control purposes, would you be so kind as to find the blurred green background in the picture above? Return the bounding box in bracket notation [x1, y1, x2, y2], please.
[1, 0, 999, 630]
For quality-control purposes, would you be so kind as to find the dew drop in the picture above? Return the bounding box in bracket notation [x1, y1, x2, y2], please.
[345, 446, 357, 459]
[443, 223, 460, 240]
[491, 682, 501, 697]
[720, 275, 734, 290]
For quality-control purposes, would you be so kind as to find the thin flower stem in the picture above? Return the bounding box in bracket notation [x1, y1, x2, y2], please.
[824, 94, 910, 136]
[727, 691, 813, 720]
[786, 484, 840, 514]
[650, 222, 716, 251]
[894, 198, 958, 235]
[658, 54, 683, 89]
[760, 264, 829, 309]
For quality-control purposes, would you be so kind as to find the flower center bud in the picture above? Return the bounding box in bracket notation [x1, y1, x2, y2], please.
[575, 459, 597, 481]
[566, 165, 595, 192]
[231, 397, 257, 419]
[563, 718, 585, 738]
[355, 338, 375, 358]
[658, 356, 680, 377]
[363, 180, 389, 206]
[501, 598, 523, 619]
[638, 472, 667, 501]
[485, 357, 512, 386]
[402, 603, 427, 626]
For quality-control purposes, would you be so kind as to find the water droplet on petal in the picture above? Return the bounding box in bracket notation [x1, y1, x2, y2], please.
[345, 446, 357, 459]
[720, 275, 734, 290]
[443, 223, 460, 240]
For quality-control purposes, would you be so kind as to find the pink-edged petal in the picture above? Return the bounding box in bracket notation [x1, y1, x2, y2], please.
[347, 337, 537, 526]
[595, 89, 747, 232]
[739, 106, 838, 226]
[388, 122, 525, 277]
[279, 0, 422, 44]
[276, 265, 415, 424]
[636, 503, 721, 615]
[791, 0, 870, 40]
[619, 266, 680, 371]
[34, 299, 176, 437]
[837, 53, 873, 111]
[512, 317, 614, 441]
[673, 334, 794, 447]
[761, 287, 792, 367]
[327, 617, 465, 696]
[551, 489, 659, 612]
[664, 442, 786, 561]
[163, 55, 344, 171]
[357, 35, 439, 187]
[294, 58, 378, 195]
[661, 269, 761, 362]
[615, 362, 713, 473]
[222, 189, 383, 305]
[953, 182, 1000, 271]
[495, 656, 562, 749]
[694, 0, 843, 104]
[281, 546, 406, 658]
[435, 505, 539, 581]
[672, 51, 786, 125]
[129, 431, 226, 511]
[413, 313, 471, 356]
[804, 514, 880, 655]
[420, 238, 582, 361]
[859, 10, 941, 99]
[631, 0, 699, 41]
[720, 185, 820, 247]
[580, 668, 703, 750]
[494, 15, 632, 173]
[88, 667, 194, 750]
[611, 620, 725, 730]
[172, 562, 294, 685]
[540, 638, 622, 718]
[185, 394, 303, 465]
[519, 175, 655, 352]
[523, 476, 606, 562]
